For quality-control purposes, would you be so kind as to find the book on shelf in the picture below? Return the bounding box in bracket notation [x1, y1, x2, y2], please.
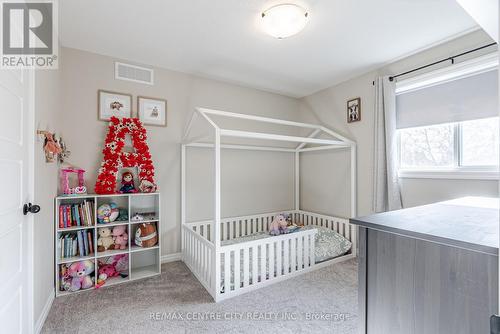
[59, 230, 95, 259]
[59, 201, 95, 229]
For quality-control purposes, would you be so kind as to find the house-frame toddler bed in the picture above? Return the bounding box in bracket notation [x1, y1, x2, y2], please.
[181, 107, 357, 302]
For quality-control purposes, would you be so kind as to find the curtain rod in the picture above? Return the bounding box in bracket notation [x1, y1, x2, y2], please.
[371, 42, 497, 85]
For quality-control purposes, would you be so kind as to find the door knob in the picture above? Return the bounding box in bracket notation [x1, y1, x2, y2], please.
[23, 203, 40, 215]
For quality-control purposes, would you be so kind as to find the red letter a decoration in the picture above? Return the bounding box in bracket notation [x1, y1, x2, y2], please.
[95, 117, 157, 194]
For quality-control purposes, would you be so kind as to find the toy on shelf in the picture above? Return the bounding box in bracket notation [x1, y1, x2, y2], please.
[60, 167, 87, 195]
[96, 254, 129, 288]
[117, 209, 128, 221]
[131, 211, 156, 222]
[134, 223, 158, 248]
[131, 213, 144, 222]
[119, 171, 137, 193]
[63, 260, 95, 292]
[97, 227, 114, 252]
[97, 203, 119, 224]
[112, 225, 128, 250]
[139, 179, 157, 193]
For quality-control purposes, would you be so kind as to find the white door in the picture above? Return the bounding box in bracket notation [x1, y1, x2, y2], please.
[0, 67, 35, 333]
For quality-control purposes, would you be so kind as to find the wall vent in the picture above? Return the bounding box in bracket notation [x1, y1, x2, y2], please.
[115, 62, 154, 85]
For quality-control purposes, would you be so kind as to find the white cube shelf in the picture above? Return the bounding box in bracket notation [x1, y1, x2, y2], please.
[54, 192, 161, 297]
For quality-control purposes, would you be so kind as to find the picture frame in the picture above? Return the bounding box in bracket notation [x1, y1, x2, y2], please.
[98, 90, 132, 121]
[137, 96, 167, 127]
[347, 97, 361, 123]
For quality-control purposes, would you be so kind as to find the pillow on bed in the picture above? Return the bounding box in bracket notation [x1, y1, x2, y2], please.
[301, 225, 352, 262]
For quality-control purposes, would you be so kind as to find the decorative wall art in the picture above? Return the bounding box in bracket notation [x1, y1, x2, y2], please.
[94, 117, 157, 194]
[347, 97, 361, 123]
[98, 90, 132, 121]
[137, 96, 167, 127]
[38, 130, 62, 163]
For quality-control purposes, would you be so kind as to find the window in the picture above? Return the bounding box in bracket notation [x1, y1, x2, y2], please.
[396, 53, 498, 179]
[398, 117, 499, 178]
[399, 123, 454, 168]
[461, 118, 499, 167]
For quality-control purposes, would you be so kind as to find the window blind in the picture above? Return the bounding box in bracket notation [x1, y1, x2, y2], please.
[396, 69, 498, 129]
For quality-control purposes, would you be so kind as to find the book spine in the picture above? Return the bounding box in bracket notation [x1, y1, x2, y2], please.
[66, 206, 72, 227]
[62, 206, 67, 228]
[85, 201, 91, 226]
[72, 238, 77, 257]
[75, 205, 81, 226]
[88, 201, 94, 225]
[64, 236, 69, 258]
[58, 205, 63, 229]
[72, 205, 77, 226]
[78, 205, 84, 227]
[77, 231, 84, 256]
[71, 205, 76, 227]
[81, 201, 86, 226]
[87, 231, 94, 254]
[60, 236, 64, 259]
[83, 231, 89, 255]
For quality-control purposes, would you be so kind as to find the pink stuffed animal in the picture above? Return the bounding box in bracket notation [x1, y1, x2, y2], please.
[95, 254, 129, 288]
[112, 225, 128, 250]
[269, 214, 289, 236]
[66, 260, 94, 291]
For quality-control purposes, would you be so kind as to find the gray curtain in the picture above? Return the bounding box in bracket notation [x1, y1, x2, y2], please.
[372, 76, 403, 212]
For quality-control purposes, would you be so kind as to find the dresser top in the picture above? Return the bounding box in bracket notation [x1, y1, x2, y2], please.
[351, 197, 499, 255]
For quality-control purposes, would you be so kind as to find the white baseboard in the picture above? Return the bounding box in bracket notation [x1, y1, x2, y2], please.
[34, 289, 54, 334]
[160, 252, 182, 263]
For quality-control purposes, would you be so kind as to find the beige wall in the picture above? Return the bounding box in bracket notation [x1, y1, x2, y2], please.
[33, 69, 61, 327]
[58, 47, 301, 256]
[299, 30, 498, 217]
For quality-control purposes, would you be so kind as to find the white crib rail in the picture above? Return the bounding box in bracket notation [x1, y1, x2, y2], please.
[182, 224, 215, 296]
[220, 211, 295, 241]
[184, 211, 295, 242]
[217, 228, 317, 301]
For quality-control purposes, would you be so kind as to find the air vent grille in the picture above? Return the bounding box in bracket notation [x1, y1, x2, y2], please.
[115, 62, 154, 85]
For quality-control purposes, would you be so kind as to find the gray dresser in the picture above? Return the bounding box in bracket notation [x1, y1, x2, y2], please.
[351, 197, 498, 334]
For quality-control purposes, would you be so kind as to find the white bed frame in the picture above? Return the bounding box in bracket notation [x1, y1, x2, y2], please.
[181, 107, 357, 302]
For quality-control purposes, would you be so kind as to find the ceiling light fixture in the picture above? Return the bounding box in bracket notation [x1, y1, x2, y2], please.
[261, 4, 308, 39]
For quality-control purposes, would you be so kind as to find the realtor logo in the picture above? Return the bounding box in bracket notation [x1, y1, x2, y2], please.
[1, 0, 58, 69]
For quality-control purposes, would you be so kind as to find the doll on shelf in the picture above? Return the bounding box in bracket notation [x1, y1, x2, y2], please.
[119, 171, 137, 193]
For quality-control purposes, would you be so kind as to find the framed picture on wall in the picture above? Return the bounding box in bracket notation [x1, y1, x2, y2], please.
[98, 90, 132, 121]
[347, 97, 361, 123]
[137, 96, 167, 127]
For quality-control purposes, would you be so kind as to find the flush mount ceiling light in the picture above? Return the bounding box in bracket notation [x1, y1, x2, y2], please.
[261, 4, 308, 39]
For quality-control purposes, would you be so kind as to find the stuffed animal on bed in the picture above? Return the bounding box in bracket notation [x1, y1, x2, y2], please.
[269, 214, 289, 235]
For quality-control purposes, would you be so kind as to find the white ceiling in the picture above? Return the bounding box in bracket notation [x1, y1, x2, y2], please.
[59, 0, 478, 98]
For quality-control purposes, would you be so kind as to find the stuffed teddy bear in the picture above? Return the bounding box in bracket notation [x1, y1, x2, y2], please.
[97, 227, 114, 252]
[112, 225, 128, 250]
[269, 214, 289, 236]
[66, 260, 94, 291]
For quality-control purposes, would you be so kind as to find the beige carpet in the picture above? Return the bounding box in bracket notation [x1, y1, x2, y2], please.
[42, 259, 358, 334]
